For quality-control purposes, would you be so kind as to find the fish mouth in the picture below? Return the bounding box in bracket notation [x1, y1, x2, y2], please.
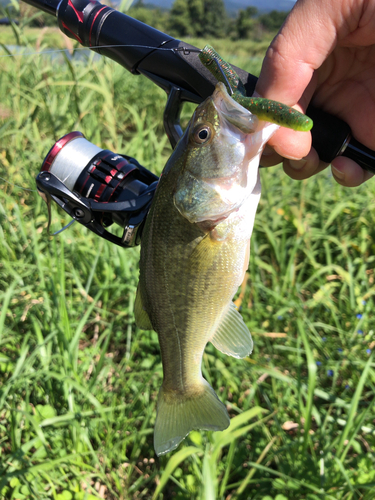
[212, 83, 259, 134]
[174, 82, 275, 227]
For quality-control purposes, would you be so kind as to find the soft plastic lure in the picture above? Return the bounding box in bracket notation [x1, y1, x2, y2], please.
[199, 45, 313, 132]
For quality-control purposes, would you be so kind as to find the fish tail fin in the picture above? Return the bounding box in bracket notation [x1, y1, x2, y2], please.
[154, 379, 230, 456]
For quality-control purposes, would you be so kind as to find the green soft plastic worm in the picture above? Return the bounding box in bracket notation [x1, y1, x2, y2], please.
[199, 45, 313, 132]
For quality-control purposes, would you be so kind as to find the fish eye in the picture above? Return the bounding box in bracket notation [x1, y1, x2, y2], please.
[192, 125, 212, 144]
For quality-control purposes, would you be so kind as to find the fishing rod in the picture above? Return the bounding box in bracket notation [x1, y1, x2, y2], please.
[21, 0, 375, 247]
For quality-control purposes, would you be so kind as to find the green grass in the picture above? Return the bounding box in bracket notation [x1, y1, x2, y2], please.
[1, 21, 375, 500]
[0, 25, 72, 48]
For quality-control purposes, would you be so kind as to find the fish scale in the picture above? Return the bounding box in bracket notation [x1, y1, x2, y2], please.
[134, 80, 279, 456]
[140, 163, 240, 390]
[135, 45, 312, 457]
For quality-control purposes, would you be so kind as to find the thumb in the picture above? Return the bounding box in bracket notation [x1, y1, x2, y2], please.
[255, 0, 347, 160]
[255, 0, 342, 106]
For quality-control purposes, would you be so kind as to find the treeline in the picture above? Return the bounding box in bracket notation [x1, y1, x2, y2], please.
[128, 0, 289, 40]
[9, 0, 288, 40]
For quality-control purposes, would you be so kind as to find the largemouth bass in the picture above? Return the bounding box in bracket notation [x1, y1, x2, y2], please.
[134, 82, 279, 456]
[134, 46, 312, 456]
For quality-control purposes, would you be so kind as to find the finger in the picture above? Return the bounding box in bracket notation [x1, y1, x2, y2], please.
[255, 0, 342, 106]
[260, 125, 312, 167]
[283, 147, 329, 180]
[266, 126, 312, 161]
[260, 145, 283, 167]
[331, 156, 374, 186]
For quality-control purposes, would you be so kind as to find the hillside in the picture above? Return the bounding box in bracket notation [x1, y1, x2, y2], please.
[0, 0, 296, 13]
[142, 0, 295, 13]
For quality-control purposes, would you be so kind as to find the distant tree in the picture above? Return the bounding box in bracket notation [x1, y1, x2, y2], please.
[234, 6, 258, 39]
[127, 3, 169, 32]
[189, 0, 205, 25]
[168, 0, 197, 37]
[202, 0, 228, 38]
[169, 0, 228, 38]
[232, 7, 289, 40]
[259, 10, 288, 32]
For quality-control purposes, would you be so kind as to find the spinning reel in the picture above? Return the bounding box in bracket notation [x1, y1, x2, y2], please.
[36, 132, 158, 247]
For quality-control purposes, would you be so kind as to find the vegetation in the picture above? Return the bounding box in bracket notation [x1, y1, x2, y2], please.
[2, 0, 289, 40]
[121, 2, 169, 33]
[230, 7, 288, 41]
[128, 0, 288, 40]
[166, 0, 228, 38]
[1, 16, 375, 500]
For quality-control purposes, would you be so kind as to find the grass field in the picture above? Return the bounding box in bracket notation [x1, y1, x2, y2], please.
[1, 19, 375, 500]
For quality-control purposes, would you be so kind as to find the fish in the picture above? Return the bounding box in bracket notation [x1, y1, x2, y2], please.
[134, 85, 277, 456]
[134, 49, 312, 457]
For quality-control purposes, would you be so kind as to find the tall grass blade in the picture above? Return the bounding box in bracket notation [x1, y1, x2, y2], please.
[336, 354, 373, 457]
[152, 447, 202, 499]
[298, 319, 317, 452]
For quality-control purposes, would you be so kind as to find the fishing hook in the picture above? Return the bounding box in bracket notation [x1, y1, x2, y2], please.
[213, 57, 234, 95]
[172, 47, 202, 55]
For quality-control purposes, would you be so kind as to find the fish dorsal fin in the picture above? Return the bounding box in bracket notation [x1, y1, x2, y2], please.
[210, 302, 253, 359]
[134, 284, 153, 330]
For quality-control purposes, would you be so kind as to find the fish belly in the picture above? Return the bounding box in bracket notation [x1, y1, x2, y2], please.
[136, 180, 254, 455]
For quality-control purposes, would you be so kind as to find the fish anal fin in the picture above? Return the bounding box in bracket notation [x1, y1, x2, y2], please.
[154, 379, 230, 456]
[134, 284, 153, 330]
[211, 302, 253, 359]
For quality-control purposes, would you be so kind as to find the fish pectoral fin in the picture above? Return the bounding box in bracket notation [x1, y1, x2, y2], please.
[134, 285, 153, 330]
[189, 232, 220, 271]
[211, 302, 253, 359]
[154, 379, 230, 456]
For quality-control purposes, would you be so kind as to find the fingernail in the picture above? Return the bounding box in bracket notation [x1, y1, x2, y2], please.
[332, 165, 345, 180]
[287, 158, 307, 170]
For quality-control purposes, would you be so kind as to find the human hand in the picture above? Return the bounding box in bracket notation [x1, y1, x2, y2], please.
[255, 0, 375, 187]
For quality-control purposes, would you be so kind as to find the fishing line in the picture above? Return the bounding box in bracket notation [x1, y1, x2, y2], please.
[0, 175, 38, 192]
[51, 219, 75, 235]
[0, 44, 201, 192]
[0, 44, 202, 59]
[0, 44, 202, 227]
[0, 173, 76, 236]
